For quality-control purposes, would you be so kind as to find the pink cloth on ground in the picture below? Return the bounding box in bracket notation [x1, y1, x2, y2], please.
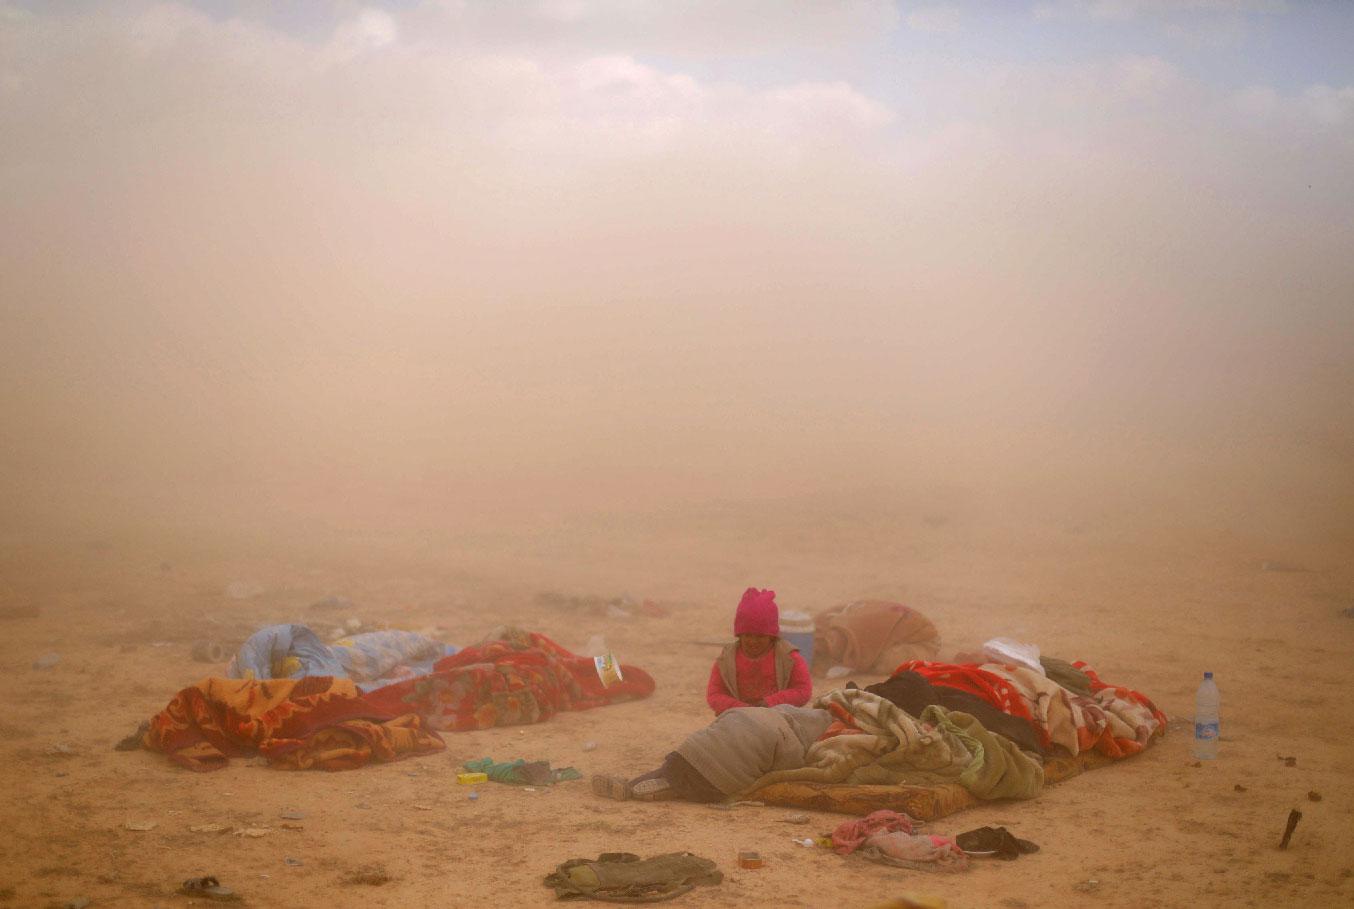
[830, 809, 919, 855]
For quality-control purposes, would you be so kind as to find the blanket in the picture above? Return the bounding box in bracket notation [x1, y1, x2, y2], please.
[142, 676, 444, 771]
[363, 629, 656, 731]
[812, 601, 941, 674]
[830, 809, 967, 872]
[744, 689, 1043, 801]
[675, 705, 832, 796]
[864, 672, 1047, 757]
[893, 661, 1048, 749]
[228, 624, 458, 691]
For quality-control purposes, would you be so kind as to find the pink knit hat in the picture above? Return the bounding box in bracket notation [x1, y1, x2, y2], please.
[734, 587, 779, 636]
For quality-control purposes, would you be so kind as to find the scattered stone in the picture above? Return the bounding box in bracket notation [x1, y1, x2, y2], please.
[825, 666, 851, 680]
[45, 743, 77, 757]
[342, 865, 392, 886]
[279, 823, 304, 831]
[62, 899, 90, 909]
[279, 810, 305, 820]
[605, 604, 631, 620]
[781, 813, 810, 825]
[32, 653, 61, 670]
[283, 858, 303, 867]
[1307, 790, 1322, 802]
[123, 820, 158, 831]
[189, 824, 229, 834]
[1190, 761, 1202, 768]
[581, 741, 598, 752]
[1072, 880, 1101, 893]
[412, 804, 433, 811]
[1277, 754, 1297, 768]
[1234, 784, 1248, 793]
[1340, 606, 1354, 619]
[233, 827, 270, 838]
[1000, 899, 1030, 909]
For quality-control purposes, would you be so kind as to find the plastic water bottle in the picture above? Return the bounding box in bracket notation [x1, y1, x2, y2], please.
[1192, 671, 1220, 760]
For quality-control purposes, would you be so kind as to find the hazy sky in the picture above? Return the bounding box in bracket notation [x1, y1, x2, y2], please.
[1, 1, 1351, 533]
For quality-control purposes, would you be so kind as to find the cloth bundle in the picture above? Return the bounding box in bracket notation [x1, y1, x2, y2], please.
[831, 810, 968, 872]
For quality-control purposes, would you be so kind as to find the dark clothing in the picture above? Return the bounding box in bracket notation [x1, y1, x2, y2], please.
[660, 751, 725, 803]
[864, 671, 1048, 758]
[629, 752, 725, 803]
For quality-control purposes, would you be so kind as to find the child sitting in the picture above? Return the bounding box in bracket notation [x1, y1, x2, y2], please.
[706, 587, 812, 715]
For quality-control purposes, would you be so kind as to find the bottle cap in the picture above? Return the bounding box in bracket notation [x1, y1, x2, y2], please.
[1203, 671, 1213, 679]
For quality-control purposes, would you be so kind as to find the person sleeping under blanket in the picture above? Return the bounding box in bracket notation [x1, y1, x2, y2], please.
[592, 704, 832, 802]
[861, 672, 1048, 758]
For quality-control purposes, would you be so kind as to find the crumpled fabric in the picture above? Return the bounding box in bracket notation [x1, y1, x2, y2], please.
[831, 809, 918, 854]
[859, 832, 969, 872]
[832, 811, 966, 872]
[920, 706, 1044, 800]
[464, 756, 583, 785]
[227, 624, 458, 692]
[979, 663, 1080, 755]
[894, 661, 1048, 750]
[141, 675, 445, 771]
[746, 689, 975, 792]
[1071, 661, 1167, 758]
[363, 629, 656, 732]
[228, 624, 345, 681]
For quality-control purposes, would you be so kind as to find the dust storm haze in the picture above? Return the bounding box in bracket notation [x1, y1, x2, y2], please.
[4, 6, 1354, 907]
[1, 0, 1352, 552]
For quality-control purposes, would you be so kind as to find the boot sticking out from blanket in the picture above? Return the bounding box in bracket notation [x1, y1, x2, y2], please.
[592, 774, 632, 801]
[592, 770, 678, 802]
[629, 777, 676, 802]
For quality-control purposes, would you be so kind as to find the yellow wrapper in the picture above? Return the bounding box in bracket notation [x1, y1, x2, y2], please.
[593, 653, 624, 687]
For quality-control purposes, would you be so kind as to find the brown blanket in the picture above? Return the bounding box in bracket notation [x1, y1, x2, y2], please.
[813, 601, 941, 674]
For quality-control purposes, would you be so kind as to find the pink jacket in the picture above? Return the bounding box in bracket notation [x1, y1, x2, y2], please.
[706, 644, 813, 715]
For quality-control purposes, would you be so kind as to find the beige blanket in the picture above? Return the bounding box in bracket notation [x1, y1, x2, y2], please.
[812, 601, 941, 674]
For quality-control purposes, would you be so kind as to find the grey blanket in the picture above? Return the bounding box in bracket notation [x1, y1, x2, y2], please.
[676, 705, 832, 796]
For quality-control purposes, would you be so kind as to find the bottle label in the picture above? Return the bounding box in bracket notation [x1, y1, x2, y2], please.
[1194, 721, 1219, 741]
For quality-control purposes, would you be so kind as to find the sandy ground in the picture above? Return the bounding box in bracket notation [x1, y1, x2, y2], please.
[1, 506, 1351, 908]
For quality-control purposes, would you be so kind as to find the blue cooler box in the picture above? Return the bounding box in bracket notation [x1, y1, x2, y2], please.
[780, 610, 815, 666]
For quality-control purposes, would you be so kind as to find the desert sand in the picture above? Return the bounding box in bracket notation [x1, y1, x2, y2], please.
[1, 503, 1351, 909]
